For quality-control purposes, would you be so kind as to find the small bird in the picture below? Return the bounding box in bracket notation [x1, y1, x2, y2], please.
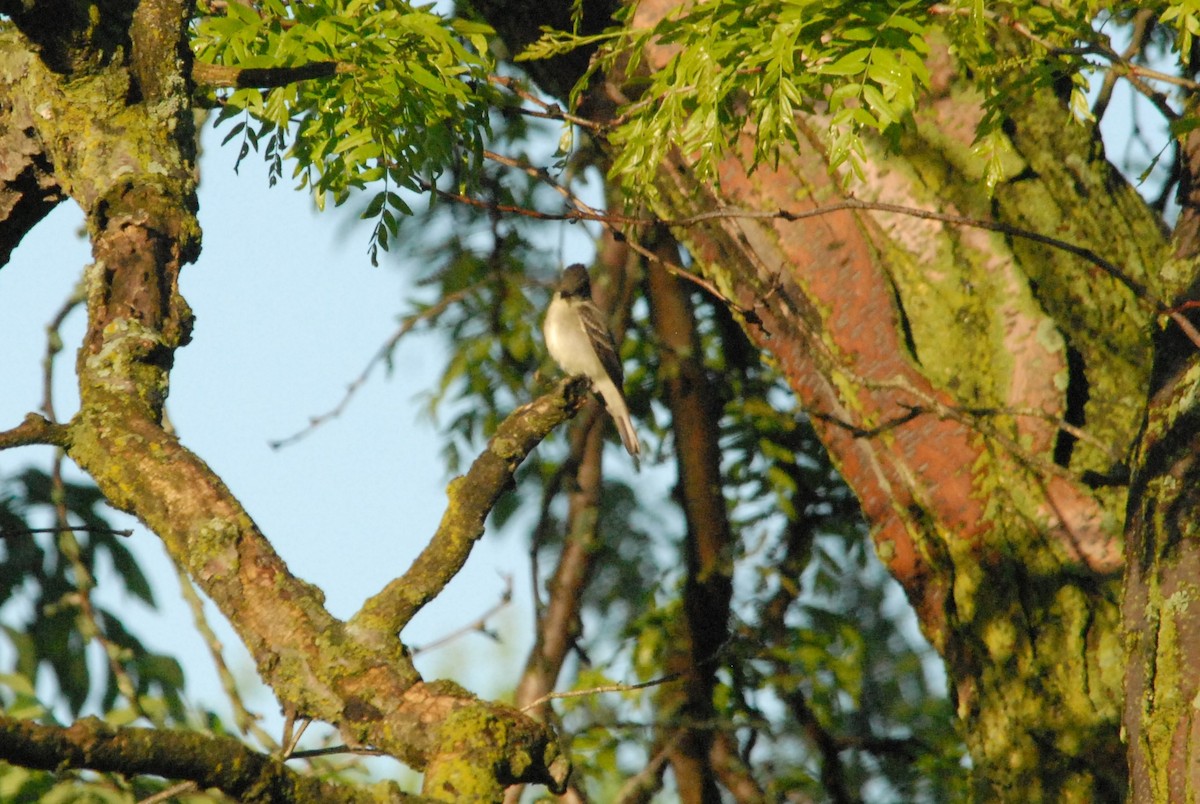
[543, 264, 641, 468]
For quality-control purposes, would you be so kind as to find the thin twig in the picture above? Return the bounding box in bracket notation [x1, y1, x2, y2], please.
[613, 735, 676, 803]
[422, 162, 734, 308]
[487, 74, 605, 132]
[421, 178, 1192, 346]
[929, 3, 1200, 95]
[1091, 10, 1156, 123]
[520, 669, 687, 713]
[281, 716, 309, 759]
[410, 576, 514, 655]
[286, 744, 389, 760]
[41, 281, 84, 422]
[0, 526, 133, 538]
[173, 559, 279, 751]
[269, 282, 486, 449]
[137, 781, 198, 804]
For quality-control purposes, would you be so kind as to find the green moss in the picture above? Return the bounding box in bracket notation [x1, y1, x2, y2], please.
[424, 706, 509, 801]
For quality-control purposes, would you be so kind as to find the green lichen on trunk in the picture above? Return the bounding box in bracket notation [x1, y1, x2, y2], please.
[423, 702, 567, 802]
[1123, 355, 1200, 803]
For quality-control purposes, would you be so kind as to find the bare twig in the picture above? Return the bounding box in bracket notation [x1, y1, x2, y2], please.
[137, 781, 198, 804]
[281, 716, 310, 759]
[173, 559, 279, 751]
[613, 736, 676, 803]
[520, 669, 687, 713]
[411, 576, 514, 655]
[0, 526, 133, 538]
[929, 3, 1200, 97]
[286, 743, 389, 760]
[487, 74, 606, 132]
[269, 281, 486, 449]
[421, 162, 1194, 347]
[41, 281, 84, 422]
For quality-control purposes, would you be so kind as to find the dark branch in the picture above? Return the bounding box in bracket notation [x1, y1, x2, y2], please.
[0, 413, 70, 450]
[0, 714, 420, 803]
[0, 526, 132, 539]
[193, 60, 353, 90]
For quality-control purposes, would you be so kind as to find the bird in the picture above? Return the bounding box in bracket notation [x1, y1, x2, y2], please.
[543, 264, 641, 468]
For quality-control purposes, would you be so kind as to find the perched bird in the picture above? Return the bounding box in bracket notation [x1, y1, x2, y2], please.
[543, 264, 641, 468]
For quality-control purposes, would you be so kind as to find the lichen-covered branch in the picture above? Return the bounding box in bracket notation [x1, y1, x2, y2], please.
[0, 413, 69, 450]
[0, 713, 420, 804]
[350, 376, 590, 638]
[1121, 107, 1200, 804]
[0, 41, 62, 270]
[1122, 358, 1200, 802]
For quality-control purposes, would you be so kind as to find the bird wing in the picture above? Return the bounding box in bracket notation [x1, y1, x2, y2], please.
[576, 299, 625, 388]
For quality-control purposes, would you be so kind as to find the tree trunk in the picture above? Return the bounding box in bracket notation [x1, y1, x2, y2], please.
[1121, 125, 1200, 803]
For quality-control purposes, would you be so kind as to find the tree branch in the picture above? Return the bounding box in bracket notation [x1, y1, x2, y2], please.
[0, 413, 70, 450]
[193, 60, 354, 90]
[644, 232, 733, 802]
[0, 714, 419, 803]
[349, 376, 590, 637]
[0, 46, 63, 270]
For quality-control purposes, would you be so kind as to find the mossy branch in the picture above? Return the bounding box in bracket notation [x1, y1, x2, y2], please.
[0, 713, 423, 803]
[0, 413, 70, 449]
[349, 376, 590, 638]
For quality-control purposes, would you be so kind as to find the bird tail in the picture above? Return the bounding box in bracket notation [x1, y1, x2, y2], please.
[613, 409, 641, 471]
[596, 378, 641, 470]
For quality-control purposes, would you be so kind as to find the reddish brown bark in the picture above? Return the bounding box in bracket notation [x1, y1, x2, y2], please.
[645, 234, 733, 803]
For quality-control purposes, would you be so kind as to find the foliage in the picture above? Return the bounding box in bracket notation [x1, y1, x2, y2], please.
[193, 0, 497, 259]
[526, 0, 932, 193]
[0, 468, 181, 722]
[523, 0, 1194, 196]
[193, 0, 1200, 218]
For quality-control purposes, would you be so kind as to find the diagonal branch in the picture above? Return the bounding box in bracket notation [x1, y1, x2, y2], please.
[349, 376, 591, 637]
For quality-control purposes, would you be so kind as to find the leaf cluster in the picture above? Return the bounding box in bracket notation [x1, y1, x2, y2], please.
[524, 0, 933, 197]
[0, 469, 184, 724]
[520, 0, 1200, 198]
[193, 0, 497, 255]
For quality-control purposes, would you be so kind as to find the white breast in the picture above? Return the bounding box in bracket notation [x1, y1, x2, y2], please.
[544, 297, 605, 378]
